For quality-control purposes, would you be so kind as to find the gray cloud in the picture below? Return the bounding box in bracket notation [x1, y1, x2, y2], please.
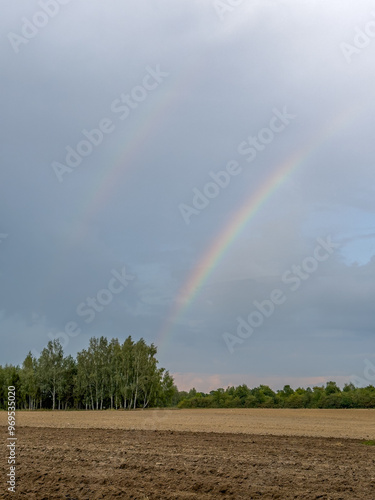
[1, 0, 375, 390]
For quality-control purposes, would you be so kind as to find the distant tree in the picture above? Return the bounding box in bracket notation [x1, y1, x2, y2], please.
[343, 382, 355, 392]
[233, 384, 251, 406]
[157, 370, 176, 407]
[36, 340, 64, 410]
[57, 355, 76, 409]
[20, 352, 38, 410]
[325, 381, 341, 395]
[0, 365, 22, 409]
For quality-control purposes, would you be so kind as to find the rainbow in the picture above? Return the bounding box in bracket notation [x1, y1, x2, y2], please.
[69, 87, 173, 246]
[69, 60, 202, 246]
[157, 105, 361, 351]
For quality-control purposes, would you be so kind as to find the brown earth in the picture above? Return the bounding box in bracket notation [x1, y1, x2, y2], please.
[1, 410, 375, 499]
[5, 409, 375, 439]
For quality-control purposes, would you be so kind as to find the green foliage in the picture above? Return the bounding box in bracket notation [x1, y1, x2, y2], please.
[176, 382, 375, 409]
[0, 336, 174, 410]
[362, 440, 375, 446]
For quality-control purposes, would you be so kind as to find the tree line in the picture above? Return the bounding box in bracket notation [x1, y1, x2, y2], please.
[0, 336, 176, 410]
[2, 336, 374, 410]
[177, 382, 375, 409]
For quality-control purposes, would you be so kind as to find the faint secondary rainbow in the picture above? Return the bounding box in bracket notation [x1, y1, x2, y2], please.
[69, 61, 203, 246]
[69, 88, 174, 246]
[157, 105, 361, 349]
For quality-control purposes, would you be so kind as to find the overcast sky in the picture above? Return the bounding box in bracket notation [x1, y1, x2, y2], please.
[1, 0, 375, 392]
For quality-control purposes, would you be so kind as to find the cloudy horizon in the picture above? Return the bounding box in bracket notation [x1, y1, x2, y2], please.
[1, 0, 375, 393]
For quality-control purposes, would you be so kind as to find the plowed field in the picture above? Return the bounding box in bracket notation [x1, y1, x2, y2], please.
[1, 409, 375, 499]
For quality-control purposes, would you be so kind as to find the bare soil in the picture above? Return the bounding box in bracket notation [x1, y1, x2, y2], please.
[1, 410, 375, 499]
[7, 409, 375, 439]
